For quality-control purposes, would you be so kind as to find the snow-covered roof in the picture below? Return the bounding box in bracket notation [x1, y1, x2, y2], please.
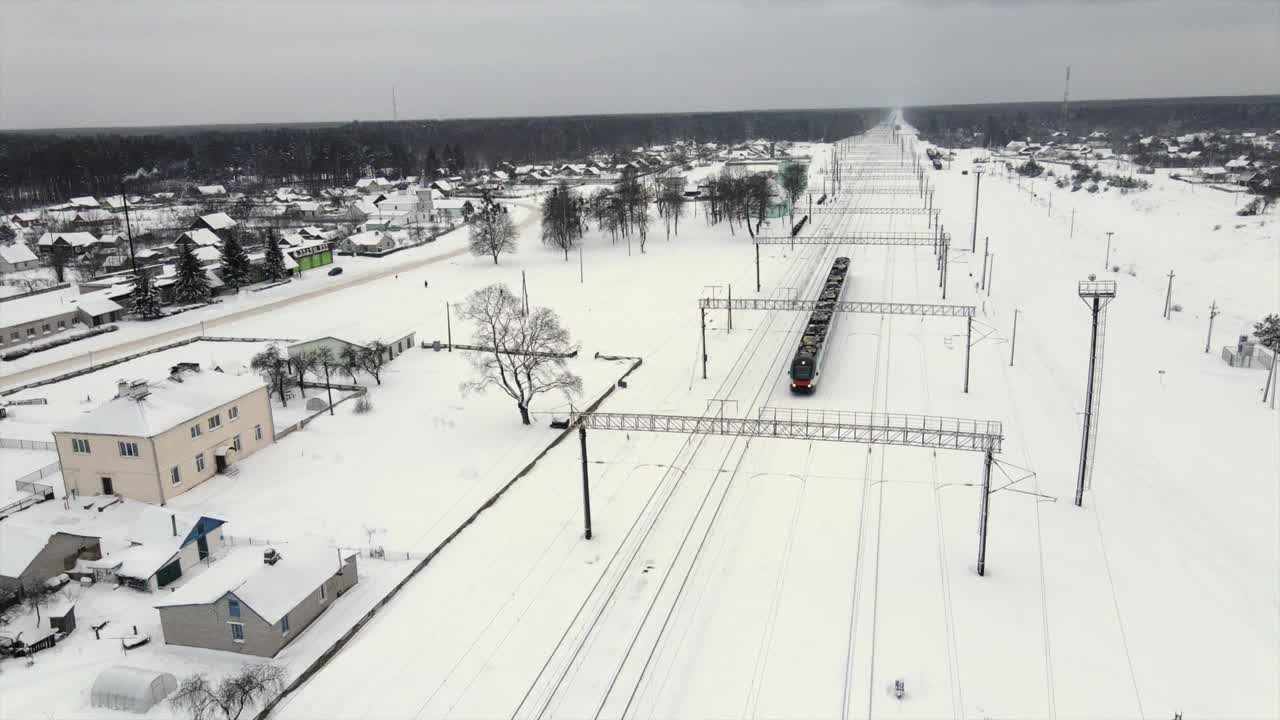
[0, 243, 38, 265]
[433, 198, 472, 210]
[248, 249, 299, 271]
[61, 369, 266, 438]
[70, 196, 100, 208]
[430, 180, 454, 192]
[0, 285, 119, 326]
[0, 524, 60, 578]
[7, 498, 222, 578]
[10, 211, 40, 223]
[177, 229, 222, 247]
[292, 201, 320, 212]
[37, 231, 98, 247]
[344, 230, 390, 246]
[154, 543, 356, 624]
[197, 212, 237, 230]
[194, 245, 222, 262]
[196, 185, 227, 196]
[73, 293, 123, 318]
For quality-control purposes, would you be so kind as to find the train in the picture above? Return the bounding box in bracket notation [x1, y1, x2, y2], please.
[789, 256, 851, 393]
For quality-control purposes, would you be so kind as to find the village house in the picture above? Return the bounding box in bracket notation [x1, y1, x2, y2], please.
[340, 230, 399, 255]
[53, 368, 275, 505]
[432, 198, 473, 221]
[355, 177, 393, 194]
[0, 243, 39, 272]
[0, 524, 102, 594]
[287, 330, 416, 365]
[192, 185, 227, 197]
[69, 196, 101, 209]
[154, 543, 359, 657]
[0, 285, 123, 349]
[36, 231, 99, 255]
[192, 212, 237, 232]
[8, 211, 42, 228]
[3, 498, 226, 592]
[175, 229, 223, 249]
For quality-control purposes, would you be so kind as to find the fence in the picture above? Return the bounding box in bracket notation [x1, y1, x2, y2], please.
[12, 461, 61, 486]
[0, 437, 57, 451]
[273, 382, 367, 440]
[0, 336, 296, 397]
[225, 534, 429, 561]
[252, 352, 645, 720]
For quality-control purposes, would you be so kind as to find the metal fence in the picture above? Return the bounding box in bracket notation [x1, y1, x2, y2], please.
[12, 461, 60, 486]
[0, 437, 57, 451]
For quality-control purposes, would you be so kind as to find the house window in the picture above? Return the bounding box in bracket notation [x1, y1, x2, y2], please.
[228, 406, 239, 420]
[8, 332, 17, 341]
[118, 441, 139, 457]
[26, 328, 35, 337]
[230, 623, 245, 642]
[57, 320, 66, 329]
[72, 438, 91, 454]
[232, 434, 242, 452]
[41, 323, 50, 333]
[254, 425, 263, 441]
[170, 466, 181, 485]
[191, 424, 202, 439]
[196, 453, 206, 472]
[280, 614, 290, 635]
[228, 599, 241, 618]
[319, 584, 327, 602]
[208, 414, 221, 430]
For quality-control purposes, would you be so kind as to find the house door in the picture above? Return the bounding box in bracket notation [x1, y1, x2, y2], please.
[101, 477, 114, 495]
[197, 535, 209, 560]
[215, 454, 227, 473]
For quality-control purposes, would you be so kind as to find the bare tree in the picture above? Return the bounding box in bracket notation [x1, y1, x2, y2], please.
[459, 283, 582, 425]
[340, 344, 363, 383]
[290, 350, 318, 398]
[170, 664, 287, 720]
[250, 345, 290, 407]
[657, 185, 685, 240]
[312, 347, 338, 415]
[469, 205, 517, 264]
[358, 342, 388, 385]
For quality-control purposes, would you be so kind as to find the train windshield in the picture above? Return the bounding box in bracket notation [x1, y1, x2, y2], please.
[791, 359, 813, 380]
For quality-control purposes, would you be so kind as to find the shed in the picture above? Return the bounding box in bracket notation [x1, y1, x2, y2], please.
[91, 666, 178, 713]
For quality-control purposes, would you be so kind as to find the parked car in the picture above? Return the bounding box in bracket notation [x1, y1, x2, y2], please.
[327, 266, 344, 276]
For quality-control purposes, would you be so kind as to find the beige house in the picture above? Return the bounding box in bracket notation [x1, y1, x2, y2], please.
[155, 544, 359, 657]
[54, 369, 275, 505]
[0, 285, 123, 350]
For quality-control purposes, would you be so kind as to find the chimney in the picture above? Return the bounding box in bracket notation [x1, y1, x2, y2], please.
[116, 380, 130, 398]
[128, 380, 150, 400]
[263, 548, 281, 566]
[171, 514, 177, 537]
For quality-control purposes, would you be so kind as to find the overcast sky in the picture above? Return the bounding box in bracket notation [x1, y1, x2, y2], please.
[2, 0, 1277, 130]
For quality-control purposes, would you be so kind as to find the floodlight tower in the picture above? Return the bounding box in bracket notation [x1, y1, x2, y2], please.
[1076, 279, 1117, 507]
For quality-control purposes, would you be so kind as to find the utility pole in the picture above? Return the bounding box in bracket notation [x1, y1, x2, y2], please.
[522, 270, 529, 314]
[1163, 270, 1176, 319]
[120, 183, 139, 273]
[1104, 231, 1114, 270]
[986, 254, 994, 297]
[579, 245, 584, 284]
[755, 243, 761, 292]
[727, 285, 733, 332]
[970, 167, 984, 252]
[579, 426, 592, 540]
[977, 450, 993, 576]
[445, 302, 452, 351]
[700, 307, 708, 380]
[1010, 309, 1019, 366]
[1070, 209, 1076, 238]
[981, 236, 990, 290]
[963, 316, 972, 394]
[1205, 300, 1219, 353]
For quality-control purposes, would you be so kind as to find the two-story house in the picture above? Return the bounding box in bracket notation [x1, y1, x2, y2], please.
[53, 368, 275, 505]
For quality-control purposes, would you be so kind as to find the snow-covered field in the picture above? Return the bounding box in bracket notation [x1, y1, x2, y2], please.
[1, 122, 1275, 719]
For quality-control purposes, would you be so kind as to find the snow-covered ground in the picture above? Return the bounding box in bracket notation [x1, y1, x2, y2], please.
[2, 121, 1276, 719]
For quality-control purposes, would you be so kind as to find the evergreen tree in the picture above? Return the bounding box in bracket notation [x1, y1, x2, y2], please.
[173, 242, 211, 304]
[219, 235, 252, 291]
[425, 147, 440, 176]
[264, 232, 288, 281]
[130, 269, 163, 319]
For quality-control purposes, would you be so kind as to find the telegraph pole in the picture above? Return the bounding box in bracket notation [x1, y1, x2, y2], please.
[727, 285, 733, 332]
[970, 167, 984, 252]
[120, 183, 139, 273]
[445, 302, 453, 351]
[1070, 209, 1076, 238]
[1010, 309, 1019, 366]
[1163, 270, 1176, 319]
[1205, 301, 1219, 353]
[755, 243, 761, 292]
[977, 450, 993, 576]
[981, 236, 990, 290]
[963, 316, 972, 394]
[579, 426, 592, 539]
[700, 307, 708, 379]
[1104, 231, 1114, 270]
